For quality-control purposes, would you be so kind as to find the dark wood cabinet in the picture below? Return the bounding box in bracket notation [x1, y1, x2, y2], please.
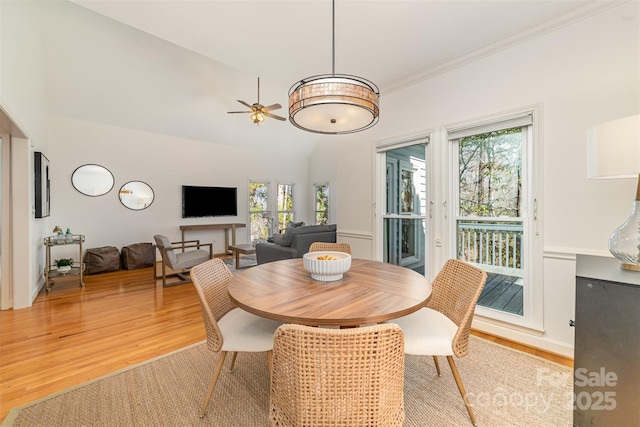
[574, 255, 640, 426]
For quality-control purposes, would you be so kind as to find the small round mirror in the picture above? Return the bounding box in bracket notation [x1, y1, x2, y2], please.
[119, 181, 154, 210]
[71, 164, 114, 197]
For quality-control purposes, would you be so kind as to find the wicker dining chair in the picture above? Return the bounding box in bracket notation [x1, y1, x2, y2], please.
[391, 258, 487, 426]
[269, 323, 405, 427]
[308, 242, 352, 254]
[190, 258, 282, 418]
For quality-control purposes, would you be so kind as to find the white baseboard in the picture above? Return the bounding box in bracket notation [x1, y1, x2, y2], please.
[473, 318, 574, 359]
[337, 229, 373, 240]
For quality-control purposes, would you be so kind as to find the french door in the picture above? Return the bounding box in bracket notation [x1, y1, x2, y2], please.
[449, 113, 537, 323]
[379, 140, 428, 275]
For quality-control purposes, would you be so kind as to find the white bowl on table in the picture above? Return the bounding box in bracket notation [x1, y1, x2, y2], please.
[302, 251, 352, 282]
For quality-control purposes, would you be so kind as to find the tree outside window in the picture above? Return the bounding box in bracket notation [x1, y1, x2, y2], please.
[314, 183, 329, 225]
[456, 126, 525, 274]
[276, 184, 294, 233]
[453, 120, 532, 319]
[249, 181, 270, 243]
[458, 128, 522, 218]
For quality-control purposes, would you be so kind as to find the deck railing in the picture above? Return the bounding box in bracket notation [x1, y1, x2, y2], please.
[457, 222, 523, 269]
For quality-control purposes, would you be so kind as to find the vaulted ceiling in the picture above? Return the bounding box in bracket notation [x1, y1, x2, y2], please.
[48, 1, 615, 156]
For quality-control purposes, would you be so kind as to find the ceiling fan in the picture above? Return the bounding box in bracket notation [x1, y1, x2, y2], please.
[227, 77, 286, 125]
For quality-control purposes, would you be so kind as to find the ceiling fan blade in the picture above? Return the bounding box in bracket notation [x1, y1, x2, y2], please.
[227, 111, 252, 114]
[237, 100, 253, 109]
[264, 111, 287, 121]
[262, 103, 282, 112]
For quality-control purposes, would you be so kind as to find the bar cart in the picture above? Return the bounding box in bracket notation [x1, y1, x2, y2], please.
[44, 234, 85, 293]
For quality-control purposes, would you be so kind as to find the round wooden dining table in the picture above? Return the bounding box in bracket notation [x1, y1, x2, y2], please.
[227, 258, 432, 327]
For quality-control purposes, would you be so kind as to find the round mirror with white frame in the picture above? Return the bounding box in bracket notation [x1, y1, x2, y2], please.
[119, 181, 154, 210]
[71, 164, 114, 197]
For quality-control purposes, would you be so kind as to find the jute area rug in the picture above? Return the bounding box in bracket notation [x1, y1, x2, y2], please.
[3, 336, 571, 426]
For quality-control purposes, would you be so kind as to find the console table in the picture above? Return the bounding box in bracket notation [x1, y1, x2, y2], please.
[179, 223, 246, 254]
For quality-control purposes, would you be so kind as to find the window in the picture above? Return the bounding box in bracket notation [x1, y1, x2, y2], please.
[249, 181, 270, 243]
[276, 183, 294, 234]
[379, 141, 429, 275]
[449, 112, 538, 326]
[313, 183, 329, 225]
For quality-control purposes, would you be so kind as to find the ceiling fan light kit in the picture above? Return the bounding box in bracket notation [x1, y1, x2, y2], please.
[250, 111, 265, 124]
[227, 77, 286, 125]
[288, 0, 379, 135]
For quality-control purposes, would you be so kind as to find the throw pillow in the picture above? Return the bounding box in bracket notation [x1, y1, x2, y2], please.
[273, 233, 285, 245]
[281, 225, 300, 247]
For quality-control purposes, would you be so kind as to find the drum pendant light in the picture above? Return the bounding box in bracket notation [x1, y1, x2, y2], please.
[288, 0, 379, 134]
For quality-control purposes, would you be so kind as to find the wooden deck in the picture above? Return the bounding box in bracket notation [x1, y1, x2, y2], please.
[478, 272, 523, 315]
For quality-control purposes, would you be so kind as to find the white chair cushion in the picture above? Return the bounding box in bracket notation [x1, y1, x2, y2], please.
[392, 308, 458, 356]
[218, 308, 282, 352]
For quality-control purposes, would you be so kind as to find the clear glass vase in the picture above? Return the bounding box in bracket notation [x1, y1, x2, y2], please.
[609, 200, 640, 271]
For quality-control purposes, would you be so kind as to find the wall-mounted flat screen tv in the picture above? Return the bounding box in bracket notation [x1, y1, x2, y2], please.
[182, 185, 237, 218]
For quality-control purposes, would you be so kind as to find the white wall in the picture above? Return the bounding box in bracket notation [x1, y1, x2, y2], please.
[308, 134, 375, 260]
[1, 1, 313, 306]
[0, 1, 49, 308]
[310, 2, 639, 356]
[47, 115, 310, 256]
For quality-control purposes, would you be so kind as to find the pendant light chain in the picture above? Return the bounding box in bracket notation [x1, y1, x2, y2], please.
[332, 0, 335, 76]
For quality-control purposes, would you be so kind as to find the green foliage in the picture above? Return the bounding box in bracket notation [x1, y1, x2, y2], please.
[316, 212, 328, 225]
[277, 184, 293, 212]
[314, 184, 329, 224]
[54, 258, 74, 267]
[275, 184, 295, 233]
[459, 127, 523, 218]
[249, 182, 268, 212]
[249, 182, 270, 242]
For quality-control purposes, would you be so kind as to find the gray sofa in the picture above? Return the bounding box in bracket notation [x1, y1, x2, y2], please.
[255, 224, 337, 264]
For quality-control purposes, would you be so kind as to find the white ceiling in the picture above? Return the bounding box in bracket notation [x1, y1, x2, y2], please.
[54, 0, 618, 156]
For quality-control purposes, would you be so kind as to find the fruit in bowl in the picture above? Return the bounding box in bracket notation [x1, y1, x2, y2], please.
[303, 251, 351, 282]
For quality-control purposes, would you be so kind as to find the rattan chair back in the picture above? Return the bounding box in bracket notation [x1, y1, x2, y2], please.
[190, 258, 236, 353]
[308, 242, 352, 255]
[269, 323, 405, 427]
[427, 259, 487, 357]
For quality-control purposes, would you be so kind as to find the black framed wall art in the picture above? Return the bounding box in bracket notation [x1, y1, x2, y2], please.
[34, 151, 50, 218]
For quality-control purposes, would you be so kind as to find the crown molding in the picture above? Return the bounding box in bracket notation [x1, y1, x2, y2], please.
[382, 1, 627, 94]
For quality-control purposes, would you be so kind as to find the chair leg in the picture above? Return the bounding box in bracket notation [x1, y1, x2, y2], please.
[200, 351, 228, 418]
[446, 355, 477, 426]
[161, 261, 167, 288]
[432, 356, 441, 376]
[152, 246, 157, 282]
[228, 352, 238, 373]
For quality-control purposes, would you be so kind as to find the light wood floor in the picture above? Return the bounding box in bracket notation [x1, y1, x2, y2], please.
[0, 264, 572, 422]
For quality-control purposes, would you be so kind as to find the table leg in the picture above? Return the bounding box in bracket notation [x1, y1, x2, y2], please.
[235, 250, 240, 269]
[224, 229, 230, 254]
[231, 225, 237, 246]
[79, 237, 85, 287]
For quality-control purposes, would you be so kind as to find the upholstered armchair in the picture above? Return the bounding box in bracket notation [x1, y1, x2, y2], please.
[153, 234, 212, 287]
